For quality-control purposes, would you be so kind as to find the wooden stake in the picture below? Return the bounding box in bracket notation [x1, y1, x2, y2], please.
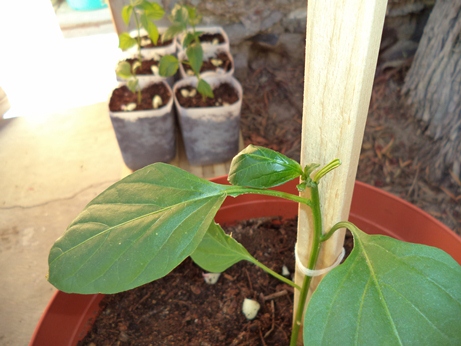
[294, 0, 387, 341]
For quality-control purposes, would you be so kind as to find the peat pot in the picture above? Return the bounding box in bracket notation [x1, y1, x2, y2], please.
[173, 75, 243, 165]
[30, 179, 461, 345]
[109, 79, 176, 170]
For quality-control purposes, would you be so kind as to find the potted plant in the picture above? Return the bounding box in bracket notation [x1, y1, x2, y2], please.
[109, 63, 176, 170]
[42, 145, 461, 345]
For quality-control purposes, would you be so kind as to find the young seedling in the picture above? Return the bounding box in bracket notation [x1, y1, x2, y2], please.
[115, 60, 163, 110]
[158, 4, 214, 100]
[118, 0, 165, 61]
[47, 145, 461, 345]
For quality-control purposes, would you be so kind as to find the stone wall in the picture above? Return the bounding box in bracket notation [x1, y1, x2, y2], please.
[156, 0, 434, 77]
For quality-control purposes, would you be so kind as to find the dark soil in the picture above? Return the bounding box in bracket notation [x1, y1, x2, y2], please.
[176, 82, 239, 108]
[199, 32, 226, 44]
[109, 83, 171, 112]
[124, 58, 159, 75]
[182, 51, 233, 75]
[140, 35, 174, 48]
[78, 217, 298, 346]
[238, 52, 461, 235]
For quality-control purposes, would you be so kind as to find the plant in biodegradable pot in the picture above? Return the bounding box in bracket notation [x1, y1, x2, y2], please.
[109, 61, 176, 170]
[157, 5, 242, 165]
[117, 0, 173, 84]
[47, 145, 461, 345]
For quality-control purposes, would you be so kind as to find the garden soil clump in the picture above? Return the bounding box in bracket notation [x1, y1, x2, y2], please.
[79, 217, 298, 346]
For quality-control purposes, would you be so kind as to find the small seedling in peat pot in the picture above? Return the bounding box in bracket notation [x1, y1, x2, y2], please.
[47, 145, 461, 345]
[118, 0, 165, 61]
[158, 4, 214, 99]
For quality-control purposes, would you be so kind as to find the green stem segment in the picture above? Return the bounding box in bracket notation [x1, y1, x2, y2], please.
[290, 183, 323, 346]
[249, 258, 301, 291]
[224, 186, 312, 206]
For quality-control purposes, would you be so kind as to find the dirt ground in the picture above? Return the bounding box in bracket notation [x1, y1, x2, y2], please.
[239, 56, 461, 236]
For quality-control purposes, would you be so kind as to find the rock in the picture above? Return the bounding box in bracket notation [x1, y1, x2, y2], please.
[261, 10, 284, 31]
[224, 23, 251, 45]
[283, 7, 307, 33]
[279, 33, 305, 63]
[379, 40, 419, 63]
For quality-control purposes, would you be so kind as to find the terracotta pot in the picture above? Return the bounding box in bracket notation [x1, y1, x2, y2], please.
[30, 179, 461, 345]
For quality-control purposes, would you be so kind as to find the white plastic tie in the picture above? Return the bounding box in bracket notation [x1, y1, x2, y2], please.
[295, 244, 345, 277]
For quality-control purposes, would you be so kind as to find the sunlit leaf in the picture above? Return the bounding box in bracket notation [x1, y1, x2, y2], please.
[228, 145, 303, 188]
[115, 61, 133, 80]
[118, 32, 137, 51]
[48, 164, 228, 294]
[140, 13, 159, 45]
[159, 55, 179, 77]
[162, 23, 185, 42]
[141, 2, 164, 21]
[121, 5, 133, 26]
[304, 228, 461, 345]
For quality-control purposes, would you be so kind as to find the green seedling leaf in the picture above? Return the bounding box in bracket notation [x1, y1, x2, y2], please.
[115, 61, 133, 80]
[171, 4, 189, 26]
[48, 163, 228, 294]
[183, 32, 200, 49]
[118, 32, 137, 51]
[197, 79, 214, 99]
[127, 78, 138, 94]
[304, 228, 461, 345]
[140, 1, 164, 21]
[159, 55, 179, 77]
[229, 145, 303, 188]
[162, 23, 186, 42]
[140, 13, 159, 45]
[121, 5, 133, 25]
[191, 222, 300, 290]
[191, 222, 254, 272]
[186, 42, 203, 76]
[185, 5, 202, 26]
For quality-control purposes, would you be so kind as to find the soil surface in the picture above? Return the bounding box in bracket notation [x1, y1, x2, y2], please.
[239, 56, 460, 235]
[79, 217, 298, 346]
[125, 58, 159, 75]
[199, 33, 226, 44]
[109, 83, 171, 112]
[176, 82, 239, 108]
[182, 51, 233, 75]
[140, 35, 174, 48]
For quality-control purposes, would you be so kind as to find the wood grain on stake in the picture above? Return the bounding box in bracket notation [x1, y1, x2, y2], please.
[295, 0, 387, 335]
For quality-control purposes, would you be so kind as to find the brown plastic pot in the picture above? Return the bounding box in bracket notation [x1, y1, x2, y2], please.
[30, 179, 461, 345]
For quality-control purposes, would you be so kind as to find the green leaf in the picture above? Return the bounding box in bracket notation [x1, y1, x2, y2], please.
[118, 32, 137, 51]
[191, 222, 254, 272]
[141, 2, 164, 21]
[186, 42, 203, 75]
[48, 163, 228, 294]
[140, 13, 159, 45]
[126, 78, 138, 93]
[304, 228, 461, 345]
[162, 23, 185, 42]
[197, 79, 214, 99]
[115, 61, 133, 80]
[159, 55, 179, 77]
[182, 32, 200, 49]
[228, 145, 303, 188]
[171, 4, 189, 26]
[121, 5, 133, 26]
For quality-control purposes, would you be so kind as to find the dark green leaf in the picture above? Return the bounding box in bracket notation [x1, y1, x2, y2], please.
[140, 13, 159, 45]
[191, 222, 254, 272]
[115, 61, 133, 80]
[228, 145, 303, 188]
[48, 164, 228, 294]
[304, 228, 461, 345]
[121, 5, 133, 26]
[186, 42, 203, 76]
[118, 33, 137, 51]
[159, 55, 179, 77]
[197, 79, 214, 99]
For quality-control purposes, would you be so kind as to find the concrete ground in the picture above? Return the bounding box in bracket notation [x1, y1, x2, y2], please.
[0, 2, 126, 345]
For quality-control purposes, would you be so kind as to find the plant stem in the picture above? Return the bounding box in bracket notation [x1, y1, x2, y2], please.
[320, 221, 357, 242]
[223, 186, 311, 206]
[249, 258, 301, 290]
[289, 183, 323, 346]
